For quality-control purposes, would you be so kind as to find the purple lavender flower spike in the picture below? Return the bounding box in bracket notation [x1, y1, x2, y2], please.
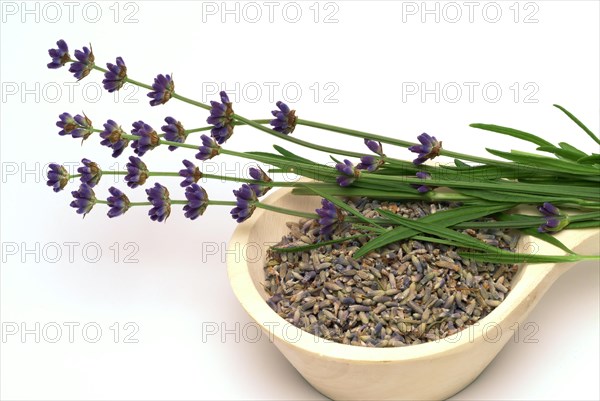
[269, 101, 297, 135]
[47, 40, 70, 69]
[538, 202, 560, 217]
[125, 156, 149, 189]
[231, 184, 257, 223]
[56, 112, 93, 140]
[537, 202, 569, 233]
[356, 155, 383, 172]
[107, 187, 131, 218]
[183, 184, 209, 220]
[207, 91, 235, 144]
[73, 114, 93, 139]
[78, 158, 102, 187]
[162, 117, 186, 151]
[195, 135, 221, 161]
[538, 218, 560, 233]
[410, 171, 434, 193]
[70, 183, 96, 217]
[147, 74, 174, 106]
[248, 166, 272, 197]
[47, 163, 69, 192]
[316, 198, 342, 237]
[179, 159, 203, 187]
[335, 159, 359, 187]
[68, 45, 94, 80]
[364, 139, 384, 156]
[131, 120, 160, 157]
[57, 113, 76, 136]
[102, 57, 127, 92]
[146, 183, 171, 222]
[408, 133, 442, 165]
[100, 119, 129, 158]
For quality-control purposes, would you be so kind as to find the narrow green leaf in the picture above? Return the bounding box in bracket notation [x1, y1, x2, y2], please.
[363, 165, 600, 198]
[292, 185, 444, 199]
[570, 212, 600, 222]
[370, 165, 424, 176]
[271, 234, 365, 253]
[257, 157, 339, 182]
[353, 228, 419, 258]
[354, 204, 514, 258]
[459, 251, 598, 264]
[567, 220, 600, 229]
[454, 213, 541, 229]
[245, 151, 294, 163]
[577, 154, 600, 165]
[353, 179, 416, 192]
[459, 207, 600, 262]
[377, 209, 499, 253]
[380, 161, 422, 173]
[437, 164, 536, 180]
[520, 228, 576, 254]
[553, 104, 600, 146]
[486, 148, 598, 175]
[273, 144, 314, 164]
[558, 142, 588, 158]
[470, 123, 554, 147]
[536, 145, 586, 161]
[517, 178, 596, 187]
[245, 151, 338, 179]
[454, 159, 470, 168]
[350, 224, 387, 234]
[411, 235, 470, 248]
[454, 188, 579, 204]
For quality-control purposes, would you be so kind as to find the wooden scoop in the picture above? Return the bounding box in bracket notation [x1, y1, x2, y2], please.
[227, 187, 599, 401]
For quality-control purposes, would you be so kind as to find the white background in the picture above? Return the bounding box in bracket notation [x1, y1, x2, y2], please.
[1, 1, 599, 400]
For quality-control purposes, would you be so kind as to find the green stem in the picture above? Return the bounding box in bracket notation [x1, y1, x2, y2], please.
[95, 200, 148, 206]
[130, 202, 151, 206]
[87, 63, 361, 159]
[102, 132, 333, 181]
[101, 171, 128, 176]
[233, 114, 367, 158]
[208, 200, 237, 206]
[107, 198, 318, 220]
[126, 77, 153, 91]
[172, 93, 210, 111]
[297, 118, 536, 169]
[359, 171, 600, 200]
[298, 119, 413, 147]
[185, 127, 212, 135]
[290, 186, 474, 202]
[99, 168, 300, 187]
[92, 65, 153, 91]
[163, 199, 316, 219]
[148, 172, 180, 177]
[87, 64, 524, 169]
[202, 174, 298, 187]
[119, 133, 199, 151]
[156, 127, 211, 139]
[91, 63, 206, 109]
[170, 200, 238, 206]
[254, 202, 318, 219]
